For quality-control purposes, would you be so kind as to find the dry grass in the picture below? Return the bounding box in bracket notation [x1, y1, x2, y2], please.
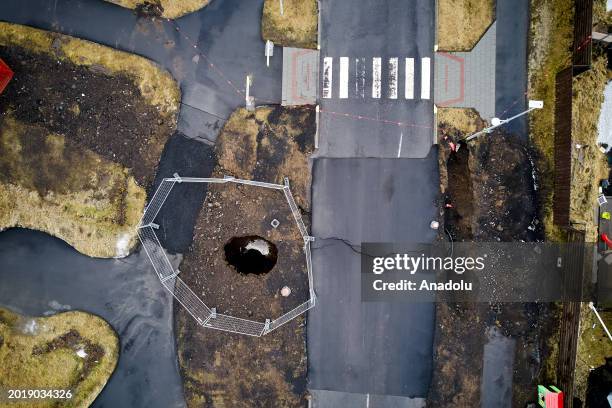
[437, 0, 495, 51]
[570, 58, 609, 241]
[437, 107, 482, 134]
[262, 0, 318, 49]
[105, 0, 209, 19]
[0, 116, 146, 258]
[216, 106, 314, 210]
[0, 308, 119, 408]
[527, 0, 574, 242]
[0, 22, 180, 119]
[574, 304, 612, 402]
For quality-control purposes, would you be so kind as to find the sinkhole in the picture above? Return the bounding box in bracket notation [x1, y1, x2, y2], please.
[224, 235, 278, 275]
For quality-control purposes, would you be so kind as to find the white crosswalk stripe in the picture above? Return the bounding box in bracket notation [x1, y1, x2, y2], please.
[405, 57, 414, 99]
[355, 57, 366, 98]
[339, 57, 349, 99]
[420, 57, 431, 100]
[388, 58, 398, 99]
[372, 57, 381, 99]
[322, 57, 333, 99]
[322, 56, 431, 100]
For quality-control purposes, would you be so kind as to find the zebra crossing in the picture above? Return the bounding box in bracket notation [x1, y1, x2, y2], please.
[322, 56, 431, 101]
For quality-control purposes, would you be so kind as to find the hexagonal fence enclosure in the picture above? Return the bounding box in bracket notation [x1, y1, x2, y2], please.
[137, 174, 315, 337]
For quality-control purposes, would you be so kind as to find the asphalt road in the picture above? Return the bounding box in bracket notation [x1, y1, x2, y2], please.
[308, 154, 439, 400]
[317, 0, 435, 158]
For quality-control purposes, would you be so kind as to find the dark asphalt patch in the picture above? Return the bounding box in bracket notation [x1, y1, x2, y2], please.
[150, 132, 216, 253]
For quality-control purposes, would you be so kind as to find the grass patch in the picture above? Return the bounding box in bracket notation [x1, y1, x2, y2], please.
[0, 116, 146, 258]
[570, 58, 609, 241]
[216, 106, 315, 210]
[574, 305, 612, 402]
[437, 0, 495, 51]
[0, 22, 180, 118]
[437, 107, 483, 134]
[262, 0, 318, 49]
[0, 308, 119, 408]
[105, 0, 209, 19]
[527, 0, 574, 242]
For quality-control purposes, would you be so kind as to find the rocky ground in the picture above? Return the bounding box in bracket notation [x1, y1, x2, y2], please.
[0, 23, 179, 257]
[176, 105, 315, 407]
[428, 109, 557, 407]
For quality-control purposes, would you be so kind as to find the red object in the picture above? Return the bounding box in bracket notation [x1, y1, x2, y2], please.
[0, 58, 14, 95]
[545, 391, 563, 408]
[602, 233, 612, 248]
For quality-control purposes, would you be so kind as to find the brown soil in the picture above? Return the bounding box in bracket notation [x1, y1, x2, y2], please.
[0, 43, 174, 187]
[428, 120, 558, 407]
[176, 105, 314, 407]
[180, 182, 309, 321]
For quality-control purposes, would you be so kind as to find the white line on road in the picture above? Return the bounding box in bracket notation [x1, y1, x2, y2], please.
[405, 57, 414, 99]
[421, 57, 431, 100]
[355, 57, 366, 98]
[339, 57, 349, 99]
[388, 58, 398, 99]
[322, 57, 333, 99]
[397, 132, 403, 157]
[372, 57, 381, 99]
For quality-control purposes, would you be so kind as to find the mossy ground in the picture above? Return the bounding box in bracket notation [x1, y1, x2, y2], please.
[0, 22, 179, 117]
[0, 308, 119, 408]
[261, 0, 318, 49]
[527, 0, 575, 242]
[104, 0, 209, 19]
[570, 58, 609, 242]
[0, 23, 180, 257]
[437, 0, 495, 51]
[574, 305, 612, 402]
[0, 116, 145, 258]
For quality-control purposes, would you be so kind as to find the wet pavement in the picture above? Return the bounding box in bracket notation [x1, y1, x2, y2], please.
[308, 153, 439, 399]
[0, 229, 185, 408]
[316, 0, 435, 158]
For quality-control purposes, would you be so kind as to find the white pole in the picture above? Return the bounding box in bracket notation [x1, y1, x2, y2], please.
[279, 0, 284, 15]
[589, 302, 612, 342]
[246, 76, 250, 101]
[465, 100, 543, 142]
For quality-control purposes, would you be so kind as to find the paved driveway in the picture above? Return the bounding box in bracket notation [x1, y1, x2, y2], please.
[317, 0, 435, 158]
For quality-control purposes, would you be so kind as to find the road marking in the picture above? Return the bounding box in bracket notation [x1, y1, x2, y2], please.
[397, 131, 403, 157]
[405, 57, 414, 99]
[355, 57, 366, 98]
[421, 57, 431, 100]
[339, 57, 349, 99]
[388, 57, 398, 99]
[322, 57, 333, 98]
[372, 57, 381, 99]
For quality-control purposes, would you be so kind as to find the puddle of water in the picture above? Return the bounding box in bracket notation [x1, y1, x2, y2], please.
[224, 235, 278, 275]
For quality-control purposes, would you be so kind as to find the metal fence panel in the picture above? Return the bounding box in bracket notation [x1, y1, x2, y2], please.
[138, 175, 315, 336]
